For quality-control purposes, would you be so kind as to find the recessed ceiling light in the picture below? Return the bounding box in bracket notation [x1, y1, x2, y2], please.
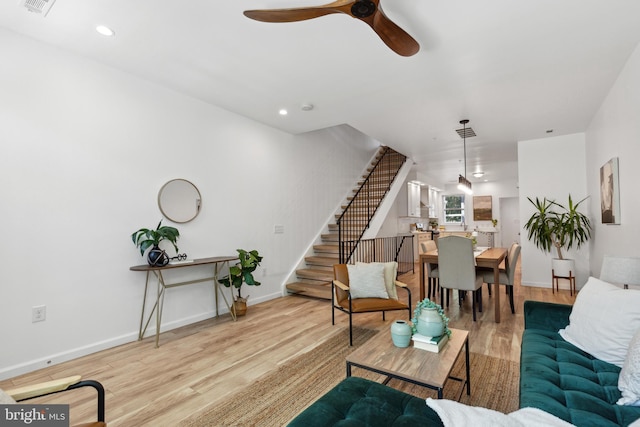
[473, 171, 484, 178]
[301, 103, 314, 111]
[96, 25, 115, 37]
[546, 129, 554, 133]
[279, 109, 288, 116]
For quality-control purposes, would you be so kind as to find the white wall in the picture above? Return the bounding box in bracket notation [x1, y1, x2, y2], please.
[0, 28, 378, 379]
[517, 41, 640, 287]
[585, 42, 640, 275]
[518, 133, 590, 288]
[464, 180, 520, 237]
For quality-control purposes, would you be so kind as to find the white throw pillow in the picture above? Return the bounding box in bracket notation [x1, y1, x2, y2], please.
[357, 261, 398, 299]
[347, 263, 389, 299]
[618, 328, 640, 405]
[559, 276, 640, 367]
[0, 388, 16, 404]
[426, 398, 574, 427]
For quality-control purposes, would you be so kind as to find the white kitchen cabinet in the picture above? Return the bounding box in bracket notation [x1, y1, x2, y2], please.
[407, 182, 421, 217]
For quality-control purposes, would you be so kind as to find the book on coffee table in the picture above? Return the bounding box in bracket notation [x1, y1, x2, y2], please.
[412, 333, 448, 353]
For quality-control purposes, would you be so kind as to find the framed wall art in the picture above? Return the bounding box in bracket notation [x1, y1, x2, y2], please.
[600, 157, 620, 224]
[473, 195, 492, 221]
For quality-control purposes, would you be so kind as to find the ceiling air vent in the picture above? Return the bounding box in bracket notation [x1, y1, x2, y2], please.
[19, 0, 57, 17]
[455, 126, 476, 139]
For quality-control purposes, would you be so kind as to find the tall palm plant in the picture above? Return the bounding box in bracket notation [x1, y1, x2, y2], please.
[523, 195, 592, 260]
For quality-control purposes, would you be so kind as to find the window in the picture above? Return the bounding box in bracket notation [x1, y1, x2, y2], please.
[443, 194, 465, 224]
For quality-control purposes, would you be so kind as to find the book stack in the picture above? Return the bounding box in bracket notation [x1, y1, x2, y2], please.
[412, 333, 448, 353]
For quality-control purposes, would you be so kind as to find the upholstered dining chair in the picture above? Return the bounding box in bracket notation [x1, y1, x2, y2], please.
[332, 262, 411, 346]
[420, 240, 440, 299]
[483, 243, 521, 314]
[0, 375, 106, 427]
[437, 236, 484, 321]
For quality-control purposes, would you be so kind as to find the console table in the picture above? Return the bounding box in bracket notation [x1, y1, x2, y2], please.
[130, 256, 237, 347]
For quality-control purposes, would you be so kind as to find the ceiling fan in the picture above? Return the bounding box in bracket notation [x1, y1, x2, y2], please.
[243, 0, 420, 57]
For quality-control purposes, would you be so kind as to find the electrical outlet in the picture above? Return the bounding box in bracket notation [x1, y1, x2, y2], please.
[32, 305, 46, 323]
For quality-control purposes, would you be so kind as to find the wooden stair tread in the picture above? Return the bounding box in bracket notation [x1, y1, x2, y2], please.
[296, 268, 333, 280]
[321, 233, 338, 242]
[353, 188, 387, 194]
[313, 244, 338, 253]
[329, 223, 362, 233]
[305, 256, 339, 267]
[327, 223, 360, 229]
[341, 204, 380, 211]
[356, 180, 393, 187]
[286, 282, 332, 299]
[335, 212, 372, 218]
[296, 278, 332, 284]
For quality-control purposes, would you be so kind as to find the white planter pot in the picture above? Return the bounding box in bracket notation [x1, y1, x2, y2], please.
[552, 258, 575, 277]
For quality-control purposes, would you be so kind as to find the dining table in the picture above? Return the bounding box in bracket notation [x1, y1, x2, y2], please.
[419, 247, 508, 323]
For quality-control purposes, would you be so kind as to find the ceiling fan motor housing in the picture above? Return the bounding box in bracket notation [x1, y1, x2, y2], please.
[351, 0, 376, 18]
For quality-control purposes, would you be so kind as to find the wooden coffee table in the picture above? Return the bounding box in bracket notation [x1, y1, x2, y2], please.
[346, 328, 470, 399]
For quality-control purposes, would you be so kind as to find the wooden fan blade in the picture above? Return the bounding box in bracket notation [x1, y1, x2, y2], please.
[368, 9, 420, 56]
[244, 0, 355, 23]
[244, 0, 420, 57]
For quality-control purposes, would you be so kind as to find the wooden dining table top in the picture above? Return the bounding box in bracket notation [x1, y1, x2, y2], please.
[420, 247, 507, 264]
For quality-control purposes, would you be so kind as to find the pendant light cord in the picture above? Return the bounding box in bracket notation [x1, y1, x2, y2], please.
[460, 119, 469, 179]
[463, 121, 467, 179]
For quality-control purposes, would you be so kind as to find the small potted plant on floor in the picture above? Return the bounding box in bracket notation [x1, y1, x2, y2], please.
[219, 249, 263, 316]
[131, 220, 180, 266]
[523, 194, 592, 277]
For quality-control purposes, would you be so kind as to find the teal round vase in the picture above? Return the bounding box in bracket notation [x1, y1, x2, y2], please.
[416, 307, 444, 337]
[390, 320, 412, 348]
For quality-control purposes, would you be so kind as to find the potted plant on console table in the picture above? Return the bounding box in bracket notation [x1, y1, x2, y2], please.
[131, 220, 180, 267]
[523, 194, 592, 283]
[219, 249, 263, 317]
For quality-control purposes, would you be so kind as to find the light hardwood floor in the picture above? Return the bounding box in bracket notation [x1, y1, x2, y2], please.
[1, 260, 576, 426]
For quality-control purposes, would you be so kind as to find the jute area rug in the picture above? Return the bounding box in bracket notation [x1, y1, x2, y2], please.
[180, 327, 519, 427]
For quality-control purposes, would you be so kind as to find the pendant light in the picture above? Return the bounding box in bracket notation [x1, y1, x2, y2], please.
[457, 119, 473, 195]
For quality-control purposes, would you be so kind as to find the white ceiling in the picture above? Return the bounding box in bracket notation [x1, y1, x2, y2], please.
[2, 0, 640, 186]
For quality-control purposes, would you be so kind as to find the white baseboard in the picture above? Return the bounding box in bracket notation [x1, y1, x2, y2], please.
[1, 291, 284, 380]
[522, 281, 579, 291]
[0, 331, 139, 381]
[521, 281, 551, 288]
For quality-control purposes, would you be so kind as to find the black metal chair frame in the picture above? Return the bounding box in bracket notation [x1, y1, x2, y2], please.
[332, 280, 412, 346]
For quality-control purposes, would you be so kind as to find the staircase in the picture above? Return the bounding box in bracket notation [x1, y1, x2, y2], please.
[285, 147, 407, 299]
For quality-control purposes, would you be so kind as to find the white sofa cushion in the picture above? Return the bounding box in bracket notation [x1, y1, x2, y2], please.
[426, 398, 574, 427]
[618, 328, 640, 405]
[347, 263, 389, 299]
[0, 388, 16, 404]
[559, 276, 640, 367]
[357, 261, 398, 299]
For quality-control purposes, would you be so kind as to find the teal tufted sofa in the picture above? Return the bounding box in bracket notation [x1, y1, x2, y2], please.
[287, 376, 443, 426]
[521, 300, 640, 426]
[289, 300, 640, 426]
